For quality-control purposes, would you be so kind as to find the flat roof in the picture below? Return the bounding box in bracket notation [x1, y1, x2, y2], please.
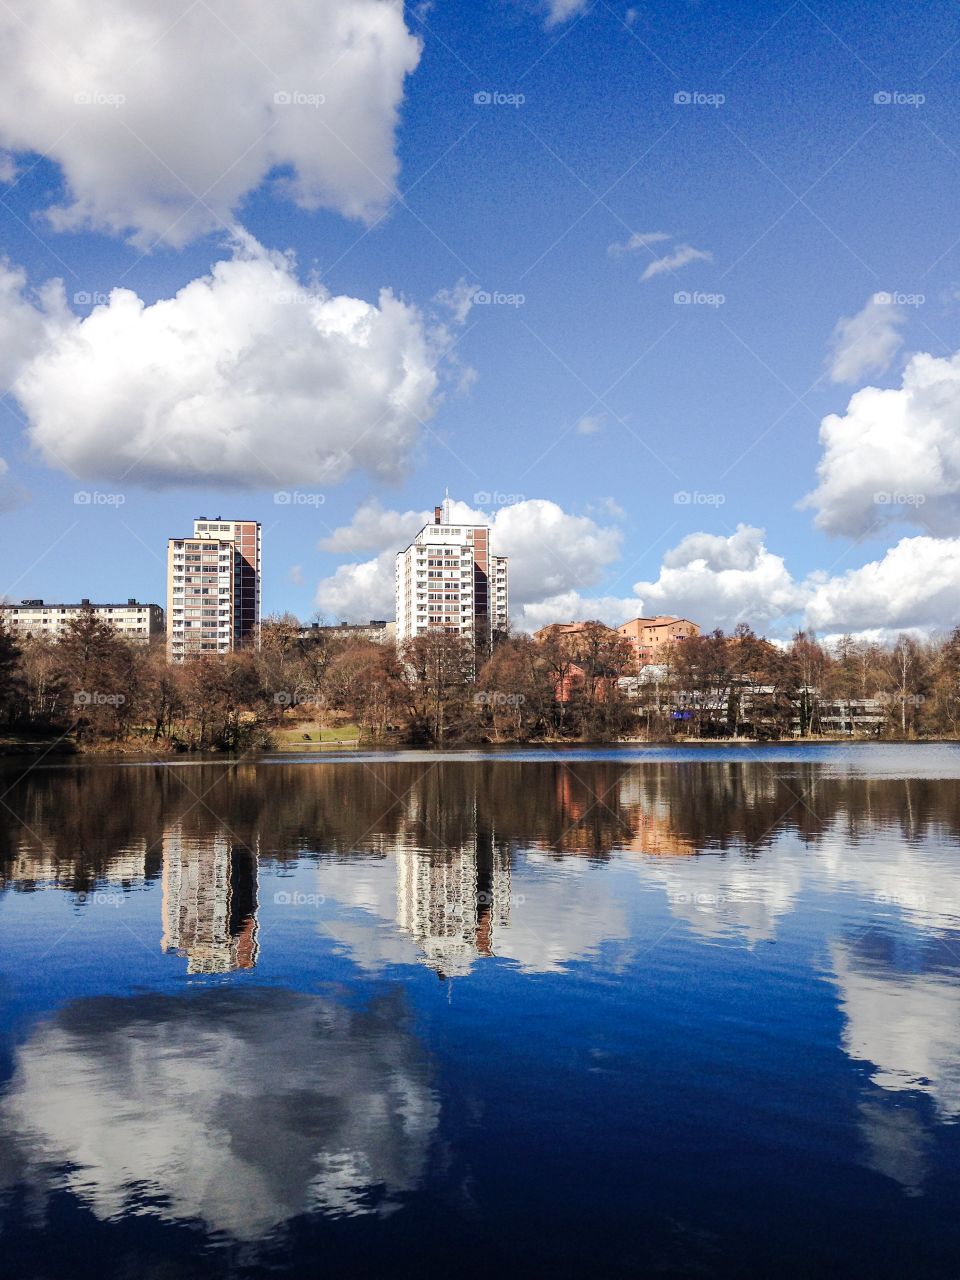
[2, 601, 162, 610]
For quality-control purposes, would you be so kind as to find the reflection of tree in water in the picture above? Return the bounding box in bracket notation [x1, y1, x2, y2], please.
[3, 758, 960, 893]
[0, 987, 438, 1240]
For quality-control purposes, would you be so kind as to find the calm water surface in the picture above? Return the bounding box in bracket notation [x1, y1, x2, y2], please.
[1, 745, 959, 1278]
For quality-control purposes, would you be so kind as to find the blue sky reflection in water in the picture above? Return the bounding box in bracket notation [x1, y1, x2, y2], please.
[1, 745, 959, 1278]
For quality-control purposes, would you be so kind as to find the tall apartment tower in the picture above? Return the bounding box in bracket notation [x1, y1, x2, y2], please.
[395, 498, 508, 646]
[166, 518, 261, 661]
[193, 518, 261, 647]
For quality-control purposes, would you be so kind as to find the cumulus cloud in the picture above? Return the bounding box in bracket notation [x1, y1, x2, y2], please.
[0, 261, 65, 390]
[828, 293, 906, 384]
[314, 504, 960, 639]
[12, 236, 445, 488]
[0, 152, 15, 183]
[804, 535, 960, 636]
[316, 549, 397, 621]
[804, 349, 960, 538]
[319, 500, 427, 554]
[575, 413, 604, 435]
[640, 243, 712, 281]
[513, 590, 640, 631]
[632, 524, 805, 631]
[488, 498, 622, 601]
[314, 497, 622, 623]
[0, 0, 421, 246]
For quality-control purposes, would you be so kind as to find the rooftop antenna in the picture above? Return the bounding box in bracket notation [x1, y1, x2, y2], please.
[442, 487, 452, 523]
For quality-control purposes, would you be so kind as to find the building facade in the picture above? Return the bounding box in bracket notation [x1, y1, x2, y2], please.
[299, 620, 397, 646]
[166, 518, 261, 662]
[193, 518, 261, 647]
[617, 616, 700, 669]
[1, 598, 163, 643]
[395, 499, 508, 646]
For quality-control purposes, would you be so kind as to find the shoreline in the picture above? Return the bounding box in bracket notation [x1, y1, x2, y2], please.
[2, 736, 958, 764]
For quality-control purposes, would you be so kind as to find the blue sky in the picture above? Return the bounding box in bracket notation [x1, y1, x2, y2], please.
[1, 0, 960, 638]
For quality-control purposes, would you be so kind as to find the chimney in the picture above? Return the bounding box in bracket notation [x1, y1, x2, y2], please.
[434, 505, 442, 525]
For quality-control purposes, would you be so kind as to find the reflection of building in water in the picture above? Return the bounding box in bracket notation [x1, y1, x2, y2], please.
[3, 842, 148, 891]
[396, 835, 511, 977]
[161, 824, 259, 973]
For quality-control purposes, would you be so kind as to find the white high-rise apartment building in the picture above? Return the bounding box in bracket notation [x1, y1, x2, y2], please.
[395, 498, 508, 645]
[193, 518, 261, 647]
[166, 518, 261, 661]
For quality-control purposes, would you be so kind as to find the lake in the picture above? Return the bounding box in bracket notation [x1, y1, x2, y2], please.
[1, 744, 959, 1278]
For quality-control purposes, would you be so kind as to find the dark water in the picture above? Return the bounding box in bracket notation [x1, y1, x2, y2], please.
[1, 745, 959, 1279]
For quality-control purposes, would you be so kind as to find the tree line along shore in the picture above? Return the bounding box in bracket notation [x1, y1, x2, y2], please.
[0, 612, 955, 753]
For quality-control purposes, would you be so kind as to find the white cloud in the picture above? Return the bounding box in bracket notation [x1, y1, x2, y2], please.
[828, 293, 906, 384]
[575, 413, 603, 435]
[433, 279, 479, 326]
[607, 231, 671, 258]
[314, 497, 622, 623]
[640, 244, 712, 281]
[0, 261, 65, 391]
[13, 236, 445, 488]
[609, 231, 713, 279]
[590, 496, 626, 520]
[319, 500, 428, 554]
[804, 535, 960, 635]
[0, 152, 16, 183]
[514, 590, 640, 631]
[0, 0, 421, 246]
[632, 524, 805, 631]
[544, 0, 590, 26]
[314, 506, 960, 639]
[316, 550, 397, 621]
[804, 349, 960, 537]
[287, 565, 304, 587]
[463, 497, 622, 603]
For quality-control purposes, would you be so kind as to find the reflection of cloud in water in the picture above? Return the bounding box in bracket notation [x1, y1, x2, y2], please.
[494, 854, 628, 973]
[634, 820, 960, 946]
[317, 852, 628, 975]
[858, 1098, 933, 1195]
[815, 828, 960, 935]
[317, 817, 960, 973]
[637, 852, 802, 945]
[0, 988, 437, 1239]
[831, 939, 960, 1120]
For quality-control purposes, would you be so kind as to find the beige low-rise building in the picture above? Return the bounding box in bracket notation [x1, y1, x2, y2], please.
[617, 616, 700, 669]
[1, 598, 164, 644]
